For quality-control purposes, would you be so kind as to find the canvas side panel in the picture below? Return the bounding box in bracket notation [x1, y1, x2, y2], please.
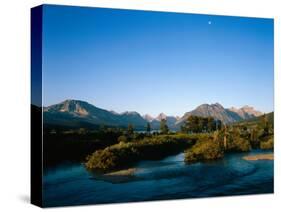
[31, 5, 43, 207]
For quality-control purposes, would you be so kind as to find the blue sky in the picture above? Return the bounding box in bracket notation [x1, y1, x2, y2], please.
[42, 5, 274, 117]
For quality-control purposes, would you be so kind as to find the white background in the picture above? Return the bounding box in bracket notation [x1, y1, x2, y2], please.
[0, 0, 280, 211]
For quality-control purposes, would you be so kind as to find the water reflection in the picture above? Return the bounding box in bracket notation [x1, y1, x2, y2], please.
[43, 150, 273, 207]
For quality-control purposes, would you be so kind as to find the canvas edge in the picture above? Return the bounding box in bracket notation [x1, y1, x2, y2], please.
[31, 5, 43, 208]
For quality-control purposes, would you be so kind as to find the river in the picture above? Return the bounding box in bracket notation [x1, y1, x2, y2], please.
[43, 150, 273, 207]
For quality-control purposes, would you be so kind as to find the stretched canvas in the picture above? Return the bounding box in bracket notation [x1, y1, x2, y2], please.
[31, 4, 274, 208]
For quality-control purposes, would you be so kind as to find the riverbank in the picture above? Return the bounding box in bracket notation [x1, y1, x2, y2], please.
[243, 153, 273, 161]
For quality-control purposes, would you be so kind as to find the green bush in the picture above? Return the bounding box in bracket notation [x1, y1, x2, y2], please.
[260, 136, 274, 150]
[85, 134, 196, 173]
[221, 128, 251, 152]
[117, 135, 128, 143]
[226, 135, 251, 152]
[184, 138, 224, 163]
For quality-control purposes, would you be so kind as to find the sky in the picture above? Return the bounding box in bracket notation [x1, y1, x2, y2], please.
[42, 5, 274, 117]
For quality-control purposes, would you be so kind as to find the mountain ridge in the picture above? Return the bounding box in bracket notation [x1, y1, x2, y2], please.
[176, 103, 262, 125]
[43, 99, 264, 129]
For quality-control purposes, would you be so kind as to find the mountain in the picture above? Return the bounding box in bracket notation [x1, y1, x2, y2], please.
[176, 103, 262, 125]
[233, 112, 273, 129]
[142, 113, 179, 129]
[143, 114, 154, 122]
[228, 105, 262, 119]
[44, 100, 146, 129]
[44, 100, 263, 130]
[163, 116, 178, 128]
[156, 113, 167, 121]
[119, 111, 147, 127]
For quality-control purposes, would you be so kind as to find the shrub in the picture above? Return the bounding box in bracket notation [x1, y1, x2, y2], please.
[85, 134, 196, 173]
[227, 136, 251, 152]
[260, 136, 274, 150]
[118, 135, 128, 143]
[223, 128, 251, 152]
[184, 138, 224, 163]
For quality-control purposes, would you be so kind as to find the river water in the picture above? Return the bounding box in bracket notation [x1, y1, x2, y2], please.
[43, 150, 273, 207]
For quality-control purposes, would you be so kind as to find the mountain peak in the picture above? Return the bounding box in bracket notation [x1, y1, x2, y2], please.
[156, 113, 167, 121]
[197, 102, 224, 110]
[60, 99, 91, 105]
[143, 114, 154, 122]
[45, 99, 94, 116]
[213, 102, 224, 108]
[109, 110, 119, 115]
[241, 105, 252, 109]
[239, 105, 262, 117]
[228, 105, 262, 116]
[121, 111, 139, 116]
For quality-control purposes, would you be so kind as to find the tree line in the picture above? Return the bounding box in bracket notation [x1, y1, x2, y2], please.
[181, 116, 222, 133]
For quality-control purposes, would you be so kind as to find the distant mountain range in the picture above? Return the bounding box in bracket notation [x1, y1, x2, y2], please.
[43, 99, 263, 130]
[142, 113, 180, 130]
